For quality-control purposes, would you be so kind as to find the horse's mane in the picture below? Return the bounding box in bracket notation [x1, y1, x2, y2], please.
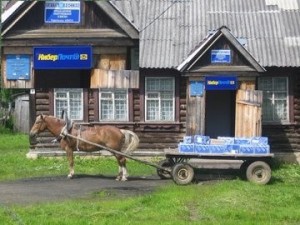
[41, 115, 66, 125]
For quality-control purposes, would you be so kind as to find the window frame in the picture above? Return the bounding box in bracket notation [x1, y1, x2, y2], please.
[144, 77, 176, 122]
[99, 88, 129, 122]
[54, 88, 84, 121]
[258, 76, 290, 124]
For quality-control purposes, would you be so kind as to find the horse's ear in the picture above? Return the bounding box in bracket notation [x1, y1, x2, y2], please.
[39, 114, 44, 120]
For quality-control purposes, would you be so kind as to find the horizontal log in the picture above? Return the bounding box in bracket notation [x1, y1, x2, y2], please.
[139, 136, 183, 143]
[88, 116, 95, 122]
[138, 143, 178, 149]
[36, 99, 50, 105]
[180, 110, 186, 116]
[36, 105, 50, 111]
[36, 110, 50, 115]
[179, 99, 187, 104]
[36, 93, 49, 99]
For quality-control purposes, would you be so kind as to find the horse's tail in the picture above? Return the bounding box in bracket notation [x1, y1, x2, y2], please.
[120, 129, 139, 153]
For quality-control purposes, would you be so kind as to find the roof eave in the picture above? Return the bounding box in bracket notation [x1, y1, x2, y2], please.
[96, 1, 139, 40]
[177, 27, 266, 73]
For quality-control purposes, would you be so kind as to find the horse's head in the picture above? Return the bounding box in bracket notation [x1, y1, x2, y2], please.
[29, 114, 48, 139]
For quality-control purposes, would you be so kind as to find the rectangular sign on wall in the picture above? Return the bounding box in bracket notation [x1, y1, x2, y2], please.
[45, 1, 81, 23]
[190, 81, 204, 96]
[205, 76, 237, 90]
[211, 50, 231, 64]
[33, 46, 93, 70]
[6, 55, 31, 80]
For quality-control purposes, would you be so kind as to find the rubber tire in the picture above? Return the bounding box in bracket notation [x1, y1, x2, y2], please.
[246, 161, 271, 185]
[171, 163, 195, 185]
[240, 161, 250, 180]
[157, 159, 172, 179]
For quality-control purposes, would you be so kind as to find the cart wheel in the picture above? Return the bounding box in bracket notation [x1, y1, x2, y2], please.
[240, 161, 250, 180]
[246, 161, 271, 185]
[171, 163, 194, 185]
[157, 159, 172, 179]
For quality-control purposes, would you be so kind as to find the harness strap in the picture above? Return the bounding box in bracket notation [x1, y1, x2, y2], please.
[59, 125, 68, 139]
[76, 125, 82, 151]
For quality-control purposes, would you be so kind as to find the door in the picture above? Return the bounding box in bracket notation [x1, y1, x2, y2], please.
[235, 89, 263, 137]
[205, 90, 236, 138]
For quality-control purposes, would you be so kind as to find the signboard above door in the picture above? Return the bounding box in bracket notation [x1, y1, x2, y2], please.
[205, 76, 237, 90]
[33, 46, 93, 69]
[44, 1, 81, 23]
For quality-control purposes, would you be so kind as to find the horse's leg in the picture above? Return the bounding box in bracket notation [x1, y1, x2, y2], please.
[115, 155, 128, 181]
[116, 165, 122, 181]
[66, 148, 75, 179]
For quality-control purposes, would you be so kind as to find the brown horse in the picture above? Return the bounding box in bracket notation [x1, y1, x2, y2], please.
[29, 115, 139, 181]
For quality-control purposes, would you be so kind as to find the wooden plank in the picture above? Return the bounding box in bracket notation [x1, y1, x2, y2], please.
[235, 89, 263, 137]
[240, 80, 255, 90]
[90, 69, 139, 88]
[98, 54, 126, 70]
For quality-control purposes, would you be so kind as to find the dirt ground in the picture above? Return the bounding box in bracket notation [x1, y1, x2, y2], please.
[0, 163, 241, 206]
[0, 175, 171, 205]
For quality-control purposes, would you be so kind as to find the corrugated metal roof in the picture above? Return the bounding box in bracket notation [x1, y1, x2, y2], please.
[140, 0, 300, 69]
[109, 0, 140, 30]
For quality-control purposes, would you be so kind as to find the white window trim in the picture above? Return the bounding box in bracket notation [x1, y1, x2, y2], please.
[54, 88, 84, 121]
[259, 77, 289, 124]
[99, 89, 129, 122]
[145, 77, 175, 122]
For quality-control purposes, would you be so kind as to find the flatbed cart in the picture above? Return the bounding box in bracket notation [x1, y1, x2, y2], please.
[62, 132, 274, 186]
[157, 151, 274, 185]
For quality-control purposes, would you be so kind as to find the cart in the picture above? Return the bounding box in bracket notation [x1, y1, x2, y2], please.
[63, 132, 274, 186]
[157, 151, 274, 185]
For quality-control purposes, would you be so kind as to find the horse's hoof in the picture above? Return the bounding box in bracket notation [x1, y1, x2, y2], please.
[120, 177, 128, 181]
[67, 175, 73, 179]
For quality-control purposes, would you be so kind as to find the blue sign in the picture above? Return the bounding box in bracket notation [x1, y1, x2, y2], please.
[6, 55, 31, 80]
[205, 76, 237, 90]
[190, 81, 204, 96]
[34, 46, 93, 70]
[211, 50, 231, 64]
[45, 1, 81, 23]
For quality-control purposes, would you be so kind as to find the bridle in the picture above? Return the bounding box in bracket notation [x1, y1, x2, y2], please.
[32, 115, 69, 145]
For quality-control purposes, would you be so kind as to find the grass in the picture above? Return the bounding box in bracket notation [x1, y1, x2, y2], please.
[0, 132, 156, 181]
[0, 132, 300, 224]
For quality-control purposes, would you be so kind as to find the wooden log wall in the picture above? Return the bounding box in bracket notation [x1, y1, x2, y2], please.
[31, 74, 188, 155]
[261, 69, 300, 153]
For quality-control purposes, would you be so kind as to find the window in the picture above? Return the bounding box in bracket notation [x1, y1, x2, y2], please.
[54, 89, 83, 120]
[99, 89, 128, 121]
[258, 77, 289, 123]
[145, 77, 175, 121]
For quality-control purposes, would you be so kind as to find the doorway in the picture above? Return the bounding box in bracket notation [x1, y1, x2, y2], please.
[205, 90, 236, 138]
[35, 69, 90, 88]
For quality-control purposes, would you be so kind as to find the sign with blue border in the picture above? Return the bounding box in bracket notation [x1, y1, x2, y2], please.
[6, 55, 31, 80]
[205, 76, 237, 90]
[190, 81, 204, 96]
[45, 1, 81, 23]
[211, 50, 231, 64]
[33, 46, 93, 70]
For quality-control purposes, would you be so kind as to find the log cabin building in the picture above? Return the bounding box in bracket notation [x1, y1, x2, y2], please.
[1, 0, 300, 162]
[139, 0, 300, 162]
